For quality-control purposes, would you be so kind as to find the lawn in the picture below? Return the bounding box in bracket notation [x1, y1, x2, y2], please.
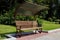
[0, 24, 16, 34]
[0, 20, 60, 39]
[0, 24, 16, 39]
[42, 20, 60, 30]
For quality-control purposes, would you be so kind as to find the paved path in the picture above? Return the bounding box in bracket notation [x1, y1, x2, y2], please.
[32, 31, 60, 40]
[17, 32, 47, 40]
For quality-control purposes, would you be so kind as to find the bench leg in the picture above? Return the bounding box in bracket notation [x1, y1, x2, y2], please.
[16, 30, 22, 38]
[33, 29, 39, 34]
[38, 28, 42, 33]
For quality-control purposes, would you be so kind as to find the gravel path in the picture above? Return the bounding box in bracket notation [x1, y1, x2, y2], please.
[32, 31, 60, 40]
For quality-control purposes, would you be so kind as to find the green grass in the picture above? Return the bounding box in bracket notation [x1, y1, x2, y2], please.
[0, 24, 16, 39]
[0, 24, 16, 34]
[42, 20, 60, 30]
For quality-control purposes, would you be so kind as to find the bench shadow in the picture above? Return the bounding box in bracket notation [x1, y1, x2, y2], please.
[17, 31, 35, 37]
[0, 31, 36, 38]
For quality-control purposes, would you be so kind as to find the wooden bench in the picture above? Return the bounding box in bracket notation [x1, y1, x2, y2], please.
[15, 21, 42, 37]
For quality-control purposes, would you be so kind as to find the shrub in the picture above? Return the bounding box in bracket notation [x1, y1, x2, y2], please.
[55, 19, 60, 24]
[0, 12, 15, 25]
[52, 17, 56, 22]
[36, 18, 42, 27]
[48, 18, 53, 22]
[16, 15, 35, 21]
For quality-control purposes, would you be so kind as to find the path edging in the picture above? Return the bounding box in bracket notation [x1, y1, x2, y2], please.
[48, 28, 60, 33]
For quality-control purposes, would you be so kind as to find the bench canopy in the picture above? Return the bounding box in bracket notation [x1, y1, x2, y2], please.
[14, 2, 48, 17]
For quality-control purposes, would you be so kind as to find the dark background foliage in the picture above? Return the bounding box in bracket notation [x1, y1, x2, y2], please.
[0, 0, 60, 25]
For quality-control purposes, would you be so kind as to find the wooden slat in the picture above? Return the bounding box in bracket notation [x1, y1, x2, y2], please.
[15, 21, 42, 31]
[21, 27, 42, 30]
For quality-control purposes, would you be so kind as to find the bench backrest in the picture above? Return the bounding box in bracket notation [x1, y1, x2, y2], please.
[15, 21, 38, 29]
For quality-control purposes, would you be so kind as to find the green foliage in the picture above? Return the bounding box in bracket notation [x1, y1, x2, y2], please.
[52, 17, 56, 21]
[28, 16, 35, 21]
[40, 11, 48, 19]
[36, 18, 42, 27]
[48, 18, 53, 22]
[0, 11, 15, 25]
[16, 15, 26, 21]
[55, 19, 60, 24]
[16, 15, 35, 21]
[35, 15, 43, 27]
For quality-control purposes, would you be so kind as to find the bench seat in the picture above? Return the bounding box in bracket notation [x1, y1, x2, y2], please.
[20, 27, 42, 30]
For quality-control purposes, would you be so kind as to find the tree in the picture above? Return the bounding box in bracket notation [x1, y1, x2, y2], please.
[33, 0, 59, 20]
[55, 0, 60, 19]
[0, 0, 16, 15]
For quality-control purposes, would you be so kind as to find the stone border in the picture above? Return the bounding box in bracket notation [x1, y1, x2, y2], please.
[4, 37, 16, 40]
[41, 28, 60, 33]
[48, 28, 60, 33]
